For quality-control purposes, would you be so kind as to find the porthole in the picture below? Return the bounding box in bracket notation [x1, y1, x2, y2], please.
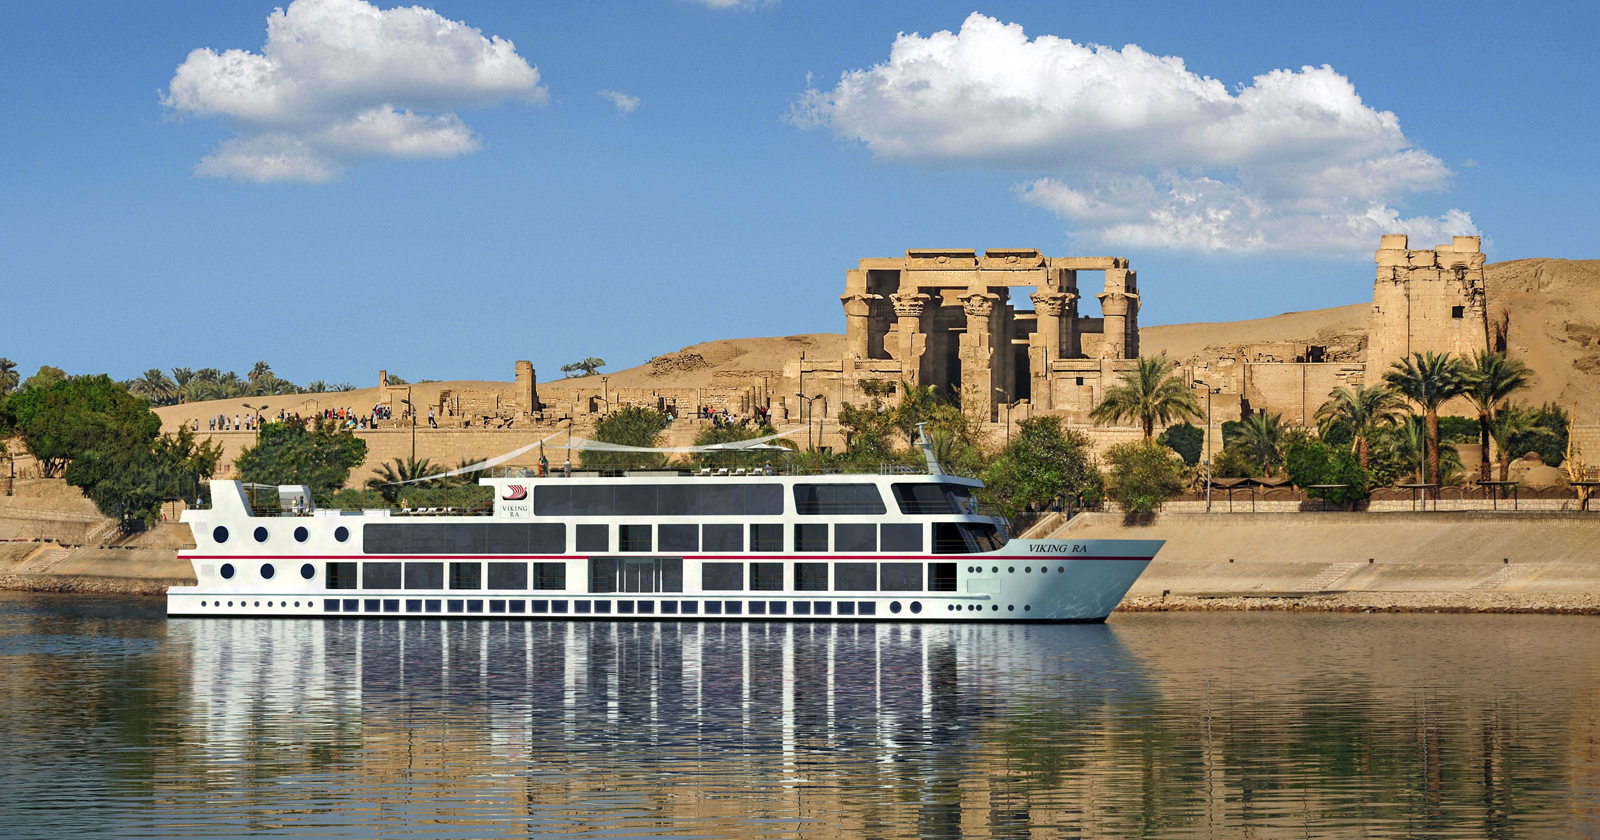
[294, 601, 300, 607]
[1025, 566, 1032, 573]
[294, 526, 309, 543]
[200, 601, 207, 607]
[991, 566, 998, 573]
[1007, 566, 1015, 574]
[253, 601, 260, 607]
[220, 563, 235, 580]
[212, 526, 229, 544]
[334, 526, 350, 543]
[890, 601, 903, 614]
[991, 605, 999, 611]
[1025, 605, 1031, 612]
[1008, 604, 1015, 611]
[227, 601, 233, 607]
[300, 563, 315, 580]
[261, 563, 275, 580]
[910, 601, 922, 614]
[253, 526, 268, 543]
[1057, 566, 1065, 573]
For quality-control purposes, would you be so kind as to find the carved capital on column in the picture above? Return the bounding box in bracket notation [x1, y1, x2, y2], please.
[890, 292, 930, 319]
[1030, 290, 1077, 317]
[839, 293, 881, 318]
[959, 292, 997, 318]
[1096, 291, 1134, 317]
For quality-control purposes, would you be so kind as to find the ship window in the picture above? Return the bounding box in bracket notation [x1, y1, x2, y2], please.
[891, 483, 973, 515]
[406, 599, 422, 613]
[750, 562, 783, 591]
[300, 563, 315, 580]
[680, 601, 697, 615]
[487, 562, 527, 590]
[489, 600, 506, 613]
[705, 601, 722, 615]
[750, 600, 767, 615]
[260, 563, 275, 580]
[794, 524, 828, 553]
[530, 600, 549, 613]
[724, 601, 741, 615]
[425, 599, 441, 612]
[589, 558, 618, 594]
[658, 524, 698, 552]
[533, 562, 567, 590]
[327, 562, 358, 590]
[619, 524, 652, 552]
[466, 599, 483, 613]
[793, 601, 811, 615]
[294, 526, 309, 543]
[552, 600, 569, 613]
[750, 524, 783, 552]
[576, 524, 608, 552]
[769, 601, 786, 615]
[363, 524, 403, 554]
[879, 562, 923, 591]
[661, 600, 678, 615]
[364, 523, 565, 555]
[212, 526, 229, 544]
[220, 563, 235, 580]
[325, 599, 340, 612]
[932, 523, 1004, 554]
[485, 524, 530, 554]
[536, 483, 783, 516]
[660, 558, 683, 593]
[859, 601, 877, 616]
[794, 562, 828, 591]
[383, 599, 400, 613]
[362, 562, 401, 589]
[929, 563, 958, 592]
[838, 602, 855, 616]
[813, 601, 832, 616]
[834, 563, 876, 591]
[793, 484, 886, 515]
[881, 524, 923, 553]
[703, 524, 743, 552]
[404, 562, 443, 589]
[448, 562, 481, 590]
[702, 562, 744, 591]
[253, 526, 269, 543]
[834, 524, 876, 553]
[335, 526, 349, 543]
[593, 600, 611, 614]
[447, 599, 464, 613]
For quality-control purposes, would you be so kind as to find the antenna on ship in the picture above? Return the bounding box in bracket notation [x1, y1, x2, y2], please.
[916, 422, 944, 476]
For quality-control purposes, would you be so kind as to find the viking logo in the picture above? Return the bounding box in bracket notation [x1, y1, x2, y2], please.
[502, 484, 528, 501]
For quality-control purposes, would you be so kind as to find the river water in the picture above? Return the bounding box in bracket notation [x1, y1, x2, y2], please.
[1, 593, 1596, 839]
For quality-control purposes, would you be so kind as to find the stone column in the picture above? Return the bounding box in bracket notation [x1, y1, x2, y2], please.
[1097, 268, 1139, 359]
[890, 292, 930, 387]
[958, 291, 999, 420]
[840, 292, 881, 360]
[1029, 290, 1076, 410]
[514, 360, 537, 416]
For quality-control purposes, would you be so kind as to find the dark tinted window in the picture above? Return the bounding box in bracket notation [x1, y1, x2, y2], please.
[794, 524, 828, 552]
[485, 523, 529, 554]
[702, 562, 744, 591]
[750, 524, 783, 552]
[363, 562, 401, 589]
[932, 523, 1005, 554]
[487, 562, 527, 590]
[891, 483, 973, 514]
[795, 562, 829, 591]
[929, 562, 958, 592]
[363, 523, 563, 555]
[449, 562, 481, 590]
[658, 524, 698, 552]
[660, 558, 684, 593]
[881, 523, 923, 553]
[703, 524, 743, 552]
[619, 524, 651, 552]
[589, 558, 617, 594]
[879, 562, 922, 591]
[750, 562, 783, 591]
[834, 523, 876, 553]
[327, 562, 358, 590]
[363, 524, 403, 554]
[576, 524, 608, 552]
[537, 483, 783, 516]
[834, 563, 876, 591]
[526, 524, 565, 554]
[533, 562, 566, 590]
[403, 562, 443, 589]
[794, 483, 886, 515]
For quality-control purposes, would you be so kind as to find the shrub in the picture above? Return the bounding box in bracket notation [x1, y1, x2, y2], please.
[1104, 440, 1186, 517]
[1158, 422, 1203, 466]
[980, 417, 1102, 521]
[1285, 440, 1370, 506]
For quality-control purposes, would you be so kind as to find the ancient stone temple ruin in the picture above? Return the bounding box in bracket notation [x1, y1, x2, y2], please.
[1368, 234, 1491, 374]
[822, 248, 1142, 420]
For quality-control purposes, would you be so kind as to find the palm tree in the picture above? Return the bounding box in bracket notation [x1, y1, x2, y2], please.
[218, 372, 249, 399]
[129, 369, 177, 405]
[1315, 384, 1405, 469]
[305, 380, 329, 393]
[891, 380, 940, 447]
[366, 457, 443, 504]
[1225, 412, 1287, 475]
[333, 382, 357, 392]
[0, 358, 19, 397]
[560, 357, 607, 378]
[170, 367, 195, 402]
[194, 368, 221, 384]
[1384, 351, 1469, 488]
[1089, 355, 1203, 438]
[1488, 402, 1539, 482]
[248, 361, 273, 384]
[1463, 351, 1533, 483]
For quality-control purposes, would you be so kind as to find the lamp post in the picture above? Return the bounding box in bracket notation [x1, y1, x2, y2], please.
[1193, 381, 1222, 512]
[994, 388, 1012, 448]
[242, 403, 264, 436]
[795, 393, 823, 452]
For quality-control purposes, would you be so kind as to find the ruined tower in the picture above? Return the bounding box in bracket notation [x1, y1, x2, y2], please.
[1369, 234, 1489, 376]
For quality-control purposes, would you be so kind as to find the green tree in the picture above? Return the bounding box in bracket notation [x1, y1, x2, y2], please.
[235, 419, 368, 498]
[1089, 355, 1203, 438]
[1211, 445, 1261, 479]
[559, 357, 606, 378]
[0, 358, 19, 398]
[1224, 412, 1287, 475]
[129, 369, 177, 405]
[1461, 351, 1533, 483]
[890, 380, 940, 447]
[22, 365, 66, 392]
[583, 405, 669, 469]
[1285, 439, 1370, 507]
[305, 380, 329, 393]
[1488, 402, 1538, 482]
[1158, 422, 1203, 466]
[1508, 402, 1568, 469]
[248, 361, 273, 384]
[837, 394, 899, 465]
[689, 423, 791, 469]
[1384, 351, 1470, 488]
[1314, 384, 1405, 470]
[980, 417, 1102, 521]
[1104, 439, 1186, 518]
[365, 456, 443, 504]
[7, 374, 158, 478]
[69, 426, 222, 528]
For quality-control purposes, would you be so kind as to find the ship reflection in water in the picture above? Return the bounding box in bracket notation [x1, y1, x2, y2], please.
[1, 595, 1597, 839]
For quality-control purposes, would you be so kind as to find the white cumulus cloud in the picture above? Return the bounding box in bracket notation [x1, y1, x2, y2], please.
[788, 13, 1476, 253]
[687, 0, 777, 9]
[598, 89, 640, 114]
[164, 0, 547, 182]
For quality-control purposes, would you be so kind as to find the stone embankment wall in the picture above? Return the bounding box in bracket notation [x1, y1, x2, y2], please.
[1047, 511, 1600, 614]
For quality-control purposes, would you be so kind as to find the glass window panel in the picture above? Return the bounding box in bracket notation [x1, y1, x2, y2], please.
[794, 524, 828, 553]
[834, 562, 877, 591]
[749, 524, 783, 552]
[702, 562, 744, 591]
[589, 558, 618, 594]
[619, 524, 652, 552]
[702, 524, 743, 552]
[614, 484, 658, 516]
[879, 562, 923, 591]
[569, 485, 616, 516]
[880, 523, 923, 553]
[406, 525, 450, 554]
[362, 562, 401, 589]
[327, 562, 359, 589]
[794, 562, 829, 591]
[528, 523, 566, 554]
[535, 484, 572, 516]
[834, 523, 877, 553]
[698, 484, 744, 516]
[450, 524, 487, 555]
[793, 484, 885, 515]
[485, 524, 529, 554]
[448, 562, 481, 590]
[533, 562, 566, 590]
[657, 485, 700, 516]
[575, 524, 608, 553]
[659, 558, 683, 593]
[745, 484, 784, 515]
[928, 562, 958, 592]
[486, 562, 527, 590]
[403, 562, 443, 589]
[750, 562, 783, 591]
[658, 524, 699, 552]
[362, 524, 403, 554]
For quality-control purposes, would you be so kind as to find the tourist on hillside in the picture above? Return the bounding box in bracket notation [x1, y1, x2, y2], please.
[428, 407, 436, 428]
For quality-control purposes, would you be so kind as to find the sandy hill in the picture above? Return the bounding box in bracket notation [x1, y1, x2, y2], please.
[157, 259, 1600, 428]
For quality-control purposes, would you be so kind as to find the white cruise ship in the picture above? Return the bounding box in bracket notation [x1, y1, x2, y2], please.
[167, 465, 1160, 622]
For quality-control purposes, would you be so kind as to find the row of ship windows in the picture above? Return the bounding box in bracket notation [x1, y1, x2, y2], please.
[194, 598, 1033, 615]
[528, 482, 972, 517]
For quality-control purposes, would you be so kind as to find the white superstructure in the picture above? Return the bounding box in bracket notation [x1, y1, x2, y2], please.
[167, 471, 1159, 622]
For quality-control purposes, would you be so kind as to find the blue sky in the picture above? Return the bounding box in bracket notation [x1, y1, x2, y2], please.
[2, 0, 1595, 387]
